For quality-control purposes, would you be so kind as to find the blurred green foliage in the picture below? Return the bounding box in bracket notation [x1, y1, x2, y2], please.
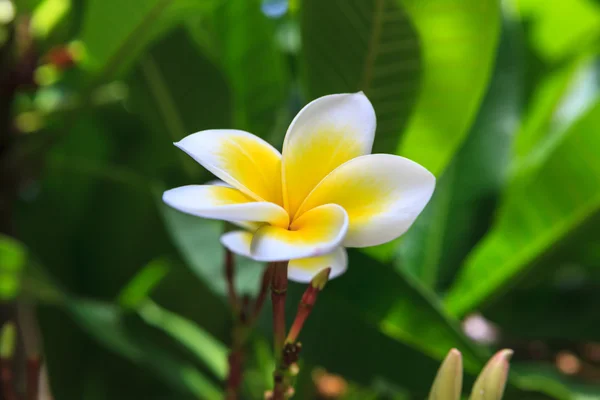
[1, 0, 600, 399]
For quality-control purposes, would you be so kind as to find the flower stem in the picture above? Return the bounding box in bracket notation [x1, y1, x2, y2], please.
[270, 261, 288, 400]
[270, 261, 288, 355]
[26, 356, 41, 400]
[252, 264, 274, 323]
[224, 247, 244, 400]
[0, 358, 17, 400]
[224, 249, 239, 315]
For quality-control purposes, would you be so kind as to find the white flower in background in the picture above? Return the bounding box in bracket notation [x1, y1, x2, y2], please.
[163, 92, 435, 282]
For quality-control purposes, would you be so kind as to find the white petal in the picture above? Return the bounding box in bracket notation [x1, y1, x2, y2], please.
[249, 204, 348, 262]
[221, 232, 348, 283]
[175, 129, 283, 204]
[297, 154, 435, 247]
[288, 247, 348, 283]
[282, 92, 376, 217]
[163, 185, 288, 228]
[220, 230, 253, 258]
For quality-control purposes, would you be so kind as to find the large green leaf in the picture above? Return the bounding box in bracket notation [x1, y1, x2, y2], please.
[396, 0, 501, 176]
[127, 28, 232, 178]
[511, 55, 598, 180]
[210, 0, 289, 138]
[292, 251, 563, 398]
[396, 17, 524, 290]
[300, 0, 421, 152]
[516, 0, 600, 62]
[445, 99, 600, 316]
[159, 201, 265, 297]
[78, 0, 221, 78]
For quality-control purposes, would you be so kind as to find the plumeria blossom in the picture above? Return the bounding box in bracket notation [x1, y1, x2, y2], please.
[163, 93, 435, 282]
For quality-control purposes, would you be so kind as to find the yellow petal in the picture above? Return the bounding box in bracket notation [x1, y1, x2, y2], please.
[175, 129, 283, 205]
[250, 204, 348, 261]
[288, 247, 347, 283]
[163, 185, 288, 228]
[297, 154, 435, 247]
[282, 93, 376, 217]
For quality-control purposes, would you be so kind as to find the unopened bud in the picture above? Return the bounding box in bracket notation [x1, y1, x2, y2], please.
[0, 322, 16, 359]
[311, 267, 331, 290]
[428, 348, 463, 400]
[469, 349, 513, 400]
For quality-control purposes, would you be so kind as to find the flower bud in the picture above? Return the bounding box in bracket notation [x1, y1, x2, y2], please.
[428, 348, 463, 400]
[310, 267, 331, 290]
[469, 349, 513, 400]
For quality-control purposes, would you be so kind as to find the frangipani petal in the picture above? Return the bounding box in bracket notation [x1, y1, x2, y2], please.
[282, 92, 376, 217]
[220, 232, 347, 283]
[288, 247, 347, 283]
[220, 230, 254, 258]
[175, 130, 283, 205]
[297, 154, 435, 247]
[204, 180, 260, 229]
[163, 185, 289, 228]
[250, 204, 349, 262]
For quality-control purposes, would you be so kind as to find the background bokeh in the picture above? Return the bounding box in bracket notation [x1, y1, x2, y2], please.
[1, 0, 600, 399]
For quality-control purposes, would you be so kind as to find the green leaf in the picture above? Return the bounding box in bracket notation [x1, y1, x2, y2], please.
[118, 258, 170, 310]
[396, 17, 524, 290]
[0, 234, 27, 299]
[158, 200, 265, 297]
[511, 363, 600, 400]
[211, 0, 289, 138]
[445, 99, 600, 316]
[138, 300, 228, 380]
[516, 0, 600, 62]
[78, 0, 221, 79]
[511, 55, 597, 180]
[300, 0, 421, 152]
[395, 0, 501, 176]
[127, 27, 232, 178]
[290, 251, 486, 393]
[486, 283, 600, 340]
[67, 299, 223, 399]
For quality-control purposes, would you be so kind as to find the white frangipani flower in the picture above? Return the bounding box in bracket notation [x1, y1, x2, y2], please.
[163, 92, 435, 282]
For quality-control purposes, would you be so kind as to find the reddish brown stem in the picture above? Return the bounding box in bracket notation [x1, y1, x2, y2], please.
[252, 264, 274, 322]
[26, 356, 41, 400]
[270, 261, 288, 400]
[224, 249, 240, 315]
[270, 261, 288, 356]
[225, 338, 245, 400]
[0, 358, 18, 400]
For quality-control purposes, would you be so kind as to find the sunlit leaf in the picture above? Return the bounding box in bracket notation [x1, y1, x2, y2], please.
[446, 99, 600, 316]
[396, 0, 501, 176]
[516, 0, 600, 62]
[397, 17, 523, 290]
